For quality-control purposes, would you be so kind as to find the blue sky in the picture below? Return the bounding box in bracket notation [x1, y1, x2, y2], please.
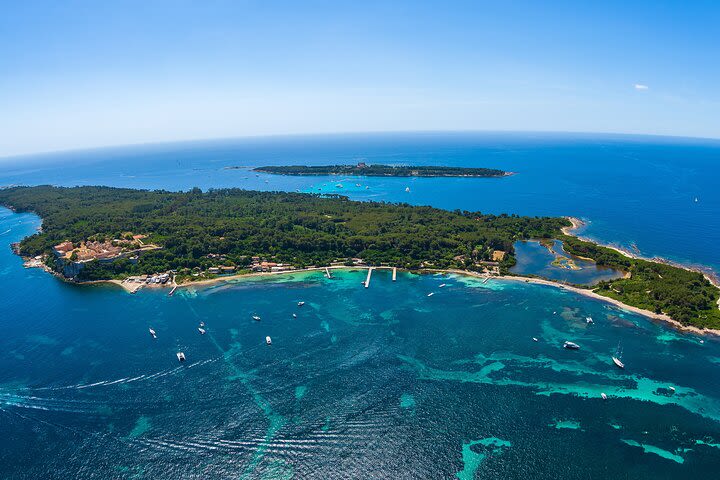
[1, 0, 719, 156]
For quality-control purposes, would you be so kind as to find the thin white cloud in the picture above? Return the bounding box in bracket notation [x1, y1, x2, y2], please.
[634, 84, 649, 90]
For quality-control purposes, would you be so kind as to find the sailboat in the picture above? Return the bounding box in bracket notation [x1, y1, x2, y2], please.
[612, 341, 625, 369]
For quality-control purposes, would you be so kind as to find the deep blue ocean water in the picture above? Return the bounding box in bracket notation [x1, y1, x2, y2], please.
[1, 132, 720, 478]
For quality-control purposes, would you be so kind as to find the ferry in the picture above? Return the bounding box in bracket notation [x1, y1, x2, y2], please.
[148, 328, 157, 339]
[563, 341, 580, 350]
[198, 327, 206, 335]
[252, 315, 261, 321]
[297, 301, 305, 307]
[176, 352, 186, 362]
[266, 336, 272, 345]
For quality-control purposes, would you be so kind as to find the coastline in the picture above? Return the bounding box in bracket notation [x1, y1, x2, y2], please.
[91, 263, 720, 337]
[562, 216, 720, 290]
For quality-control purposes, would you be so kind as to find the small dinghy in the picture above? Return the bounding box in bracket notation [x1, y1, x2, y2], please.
[586, 317, 594, 324]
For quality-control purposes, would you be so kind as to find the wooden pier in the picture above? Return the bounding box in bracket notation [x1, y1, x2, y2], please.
[364, 267, 373, 288]
[325, 267, 333, 279]
[392, 267, 397, 281]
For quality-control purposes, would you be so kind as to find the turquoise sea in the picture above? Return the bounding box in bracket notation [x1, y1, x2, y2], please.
[1, 133, 720, 478]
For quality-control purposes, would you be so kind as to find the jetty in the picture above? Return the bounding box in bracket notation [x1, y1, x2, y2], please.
[168, 285, 177, 296]
[392, 267, 397, 281]
[325, 267, 333, 279]
[365, 267, 373, 288]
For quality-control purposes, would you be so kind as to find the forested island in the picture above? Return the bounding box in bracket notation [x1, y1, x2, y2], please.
[0, 185, 718, 330]
[249, 163, 509, 177]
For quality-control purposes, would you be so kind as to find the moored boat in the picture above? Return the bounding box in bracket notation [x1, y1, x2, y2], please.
[149, 328, 157, 339]
[612, 356, 625, 369]
[198, 327, 206, 335]
[563, 341, 580, 350]
[252, 315, 261, 321]
[177, 352, 186, 362]
[297, 301, 305, 307]
[266, 336, 272, 345]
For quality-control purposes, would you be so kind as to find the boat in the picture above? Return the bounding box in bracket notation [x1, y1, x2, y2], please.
[439, 283, 447, 288]
[563, 341, 580, 350]
[601, 393, 608, 400]
[198, 327, 206, 335]
[335, 183, 343, 188]
[669, 386, 676, 393]
[612, 341, 625, 369]
[297, 301, 305, 307]
[292, 313, 297, 318]
[532, 337, 538, 342]
[586, 317, 593, 324]
[199, 321, 205, 327]
[266, 336, 272, 345]
[365, 186, 369, 189]
[252, 315, 261, 321]
[405, 187, 411, 192]
[176, 352, 186, 362]
[356, 183, 361, 187]
[148, 328, 157, 339]
[427, 292, 434, 297]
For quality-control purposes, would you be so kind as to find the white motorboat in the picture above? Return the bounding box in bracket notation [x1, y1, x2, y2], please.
[177, 352, 186, 362]
[612, 356, 625, 369]
[563, 341, 580, 350]
[252, 315, 261, 321]
[532, 337, 539, 342]
[439, 283, 447, 288]
[586, 317, 593, 324]
[198, 328, 206, 335]
[297, 301, 305, 307]
[292, 313, 297, 318]
[148, 328, 157, 339]
[427, 292, 434, 297]
[601, 393, 607, 400]
[266, 336, 272, 345]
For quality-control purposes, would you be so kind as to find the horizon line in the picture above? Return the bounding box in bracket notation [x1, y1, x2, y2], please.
[3, 128, 720, 161]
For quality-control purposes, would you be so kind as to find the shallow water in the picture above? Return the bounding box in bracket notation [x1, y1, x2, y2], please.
[511, 240, 624, 285]
[1, 210, 719, 478]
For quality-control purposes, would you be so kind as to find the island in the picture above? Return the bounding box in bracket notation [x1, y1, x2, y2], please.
[247, 163, 510, 177]
[0, 185, 718, 331]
